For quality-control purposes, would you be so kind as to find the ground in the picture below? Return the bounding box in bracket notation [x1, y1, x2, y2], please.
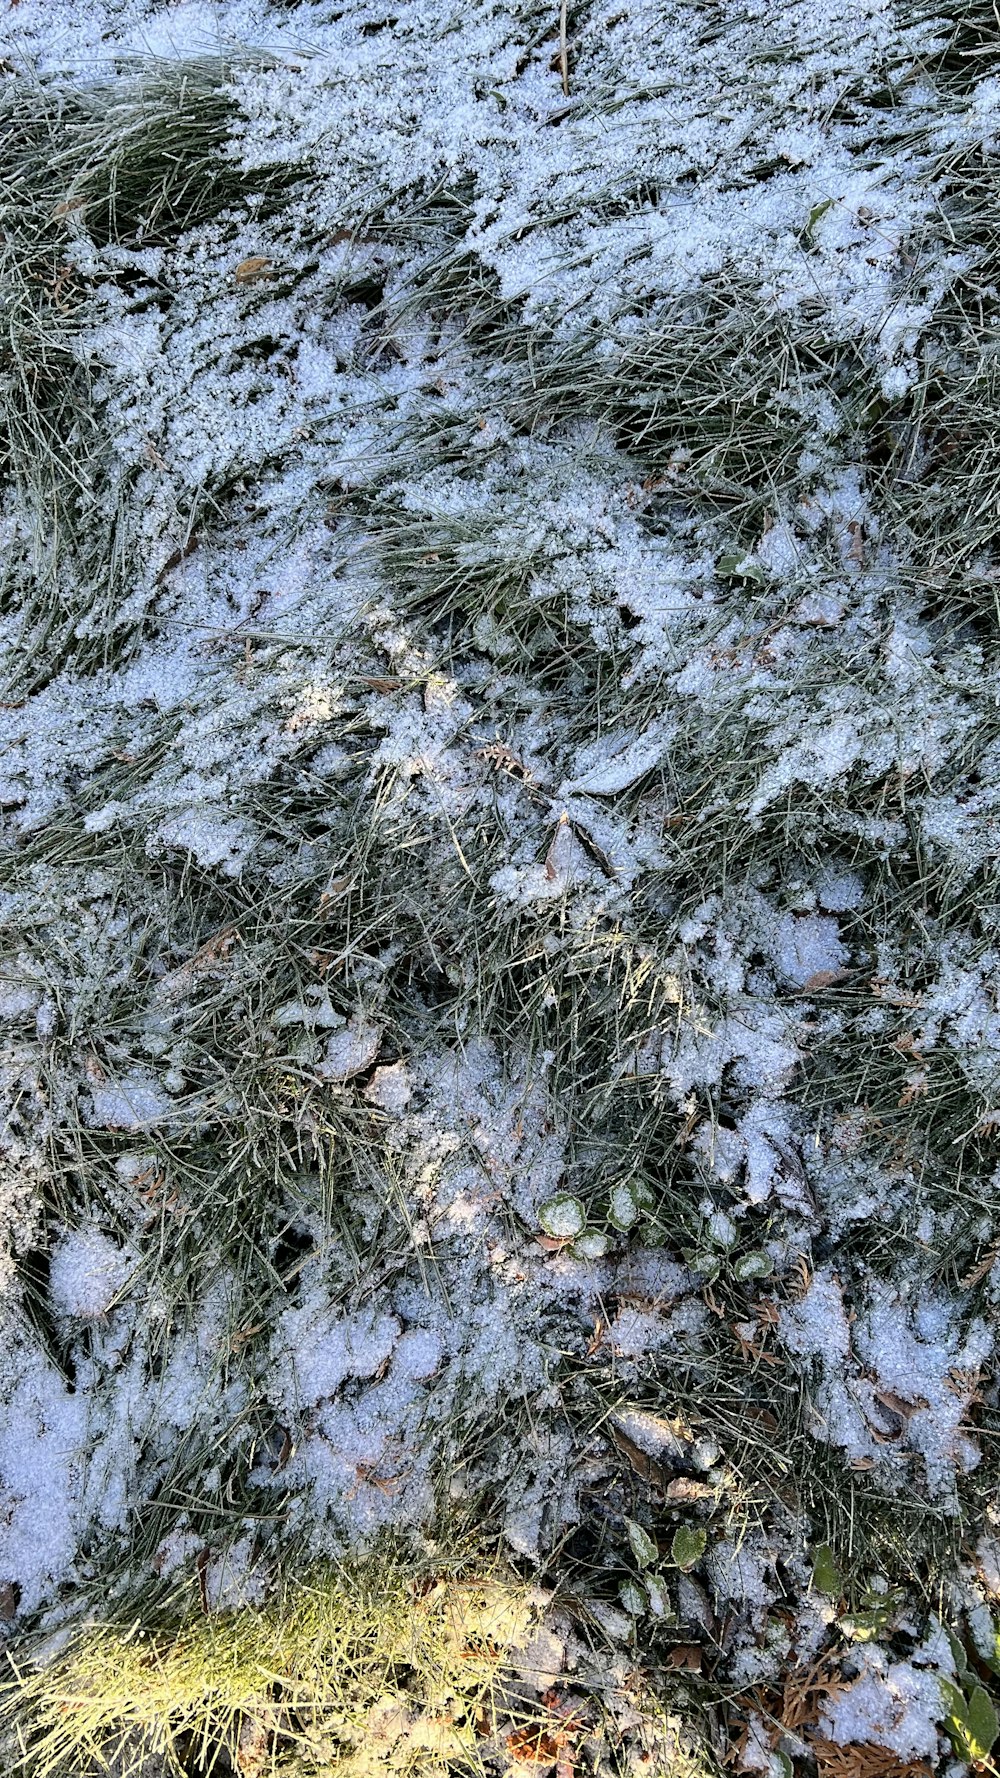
[1, 0, 1000, 1773]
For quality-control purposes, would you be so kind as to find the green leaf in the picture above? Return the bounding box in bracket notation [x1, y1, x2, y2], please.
[838, 1610, 887, 1643]
[572, 1229, 609, 1260]
[671, 1526, 707, 1572]
[938, 1675, 968, 1726]
[945, 1627, 970, 1680]
[538, 1195, 586, 1239]
[619, 1578, 646, 1615]
[717, 552, 765, 583]
[775, 1754, 793, 1778]
[645, 1574, 671, 1618]
[811, 1544, 841, 1597]
[805, 196, 836, 237]
[965, 1686, 998, 1761]
[625, 1518, 658, 1569]
[608, 1182, 639, 1231]
[686, 1251, 721, 1282]
[733, 1249, 773, 1281]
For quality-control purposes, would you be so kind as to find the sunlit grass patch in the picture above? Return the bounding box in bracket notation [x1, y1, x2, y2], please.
[0, 1551, 712, 1778]
[2, 1555, 525, 1776]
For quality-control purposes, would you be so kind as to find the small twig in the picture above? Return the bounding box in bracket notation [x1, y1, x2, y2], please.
[558, 0, 569, 95]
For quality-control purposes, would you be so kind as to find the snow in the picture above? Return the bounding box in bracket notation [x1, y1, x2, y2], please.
[0, 0, 995, 1756]
[319, 1020, 383, 1081]
[0, 1342, 85, 1616]
[364, 1061, 412, 1113]
[49, 1227, 134, 1319]
[269, 1297, 402, 1409]
[820, 1650, 945, 1762]
[781, 1270, 992, 1498]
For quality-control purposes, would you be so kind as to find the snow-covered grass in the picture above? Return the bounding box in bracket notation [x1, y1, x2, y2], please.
[0, 53, 293, 693]
[3, 0, 1000, 1772]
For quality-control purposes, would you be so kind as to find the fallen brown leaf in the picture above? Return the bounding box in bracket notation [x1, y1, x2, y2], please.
[668, 1644, 702, 1671]
[961, 1245, 1000, 1288]
[665, 1477, 715, 1503]
[234, 255, 274, 283]
[156, 533, 200, 584]
[608, 1425, 667, 1492]
[51, 195, 88, 219]
[506, 1726, 562, 1766]
[811, 1739, 931, 1778]
[873, 1387, 928, 1421]
[801, 969, 849, 992]
[741, 1405, 778, 1433]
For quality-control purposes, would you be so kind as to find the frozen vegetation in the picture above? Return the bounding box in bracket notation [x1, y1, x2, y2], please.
[1, 0, 1000, 1771]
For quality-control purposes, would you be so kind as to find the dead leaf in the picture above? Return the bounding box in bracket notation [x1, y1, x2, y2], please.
[741, 1405, 778, 1433]
[961, 1246, 1000, 1288]
[234, 255, 274, 283]
[155, 533, 199, 584]
[897, 1070, 929, 1106]
[801, 969, 849, 992]
[665, 1477, 715, 1503]
[544, 811, 571, 881]
[608, 1425, 667, 1493]
[810, 1739, 931, 1778]
[846, 519, 865, 566]
[0, 1581, 21, 1622]
[506, 1726, 561, 1766]
[611, 1407, 692, 1460]
[667, 1645, 702, 1671]
[869, 979, 922, 1009]
[50, 195, 88, 220]
[236, 1714, 271, 1776]
[873, 1388, 928, 1421]
[477, 740, 536, 783]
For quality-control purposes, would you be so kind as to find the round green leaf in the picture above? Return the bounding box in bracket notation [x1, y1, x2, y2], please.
[733, 1250, 774, 1280]
[572, 1229, 609, 1260]
[608, 1183, 639, 1231]
[687, 1252, 721, 1282]
[671, 1526, 707, 1572]
[619, 1579, 647, 1615]
[539, 1195, 587, 1239]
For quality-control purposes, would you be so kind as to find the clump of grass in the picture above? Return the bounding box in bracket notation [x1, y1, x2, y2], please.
[0, 1554, 537, 1777]
[512, 294, 851, 524]
[1, 1549, 708, 1778]
[0, 56, 292, 693]
[34, 58, 286, 248]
